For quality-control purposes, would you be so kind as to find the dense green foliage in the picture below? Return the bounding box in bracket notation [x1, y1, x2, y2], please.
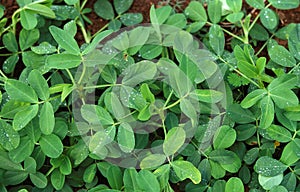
[0, 0, 300, 191]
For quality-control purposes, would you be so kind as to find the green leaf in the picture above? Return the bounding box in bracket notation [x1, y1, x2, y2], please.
[8, 136, 34, 163]
[254, 156, 287, 177]
[13, 105, 38, 131]
[64, 0, 79, 5]
[94, 0, 114, 20]
[237, 61, 258, 78]
[184, 1, 207, 22]
[151, 5, 172, 24]
[122, 60, 157, 86]
[30, 172, 47, 188]
[31, 42, 57, 55]
[59, 155, 72, 175]
[226, 0, 243, 12]
[20, 10, 37, 30]
[270, 89, 298, 109]
[82, 30, 113, 55]
[250, 23, 270, 41]
[3, 32, 18, 52]
[260, 96, 274, 129]
[46, 54, 82, 69]
[83, 164, 97, 183]
[19, 28, 39, 51]
[140, 44, 162, 59]
[213, 125, 236, 149]
[259, 174, 283, 190]
[51, 169, 65, 190]
[269, 45, 296, 67]
[28, 69, 50, 100]
[268, 0, 299, 9]
[241, 89, 267, 108]
[120, 13, 143, 26]
[236, 124, 257, 141]
[63, 20, 77, 37]
[123, 168, 142, 191]
[266, 125, 292, 142]
[268, 74, 298, 91]
[191, 89, 223, 103]
[25, 3, 55, 18]
[208, 0, 222, 23]
[39, 102, 55, 135]
[0, 151, 23, 171]
[107, 166, 123, 189]
[226, 12, 244, 23]
[113, 0, 133, 14]
[209, 24, 225, 56]
[163, 127, 186, 156]
[5, 79, 38, 103]
[260, 8, 278, 29]
[140, 154, 166, 169]
[153, 164, 170, 189]
[280, 141, 300, 165]
[49, 25, 80, 55]
[0, 120, 20, 151]
[81, 104, 114, 125]
[39, 134, 63, 158]
[172, 160, 201, 184]
[225, 177, 244, 192]
[3, 54, 19, 74]
[117, 123, 135, 153]
[165, 13, 187, 28]
[227, 104, 256, 124]
[128, 27, 150, 55]
[24, 157, 36, 174]
[246, 0, 265, 9]
[137, 170, 160, 192]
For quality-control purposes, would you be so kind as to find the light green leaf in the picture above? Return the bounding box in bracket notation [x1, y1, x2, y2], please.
[266, 125, 292, 143]
[25, 3, 55, 18]
[269, 45, 296, 67]
[19, 28, 39, 51]
[226, 0, 243, 12]
[225, 177, 244, 192]
[24, 157, 36, 174]
[0, 120, 20, 151]
[151, 5, 172, 24]
[270, 89, 298, 109]
[31, 42, 57, 55]
[163, 127, 186, 156]
[280, 141, 300, 165]
[20, 10, 37, 30]
[208, 0, 222, 23]
[184, 1, 207, 22]
[122, 60, 157, 86]
[0, 151, 23, 171]
[140, 154, 166, 169]
[113, 0, 133, 14]
[227, 104, 256, 124]
[30, 172, 47, 188]
[213, 125, 236, 149]
[51, 169, 65, 190]
[172, 160, 201, 184]
[107, 166, 123, 189]
[254, 156, 287, 177]
[81, 104, 114, 125]
[117, 123, 135, 153]
[39, 102, 55, 135]
[3, 32, 18, 52]
[259, 174, 283, 190]
[46, 54, 82, 69]
[260, 96, 274, 129]
[138, 170, 160, 192]
[3, 54, 19, 74]
[191, 89, 223, 103]
[209, 24, 225, 56]
[49, 25, 80, 55]
[268, 0, 299, 10]
[139, 44, 162, 59]
[120, 13, 143, 26]
[268, 74, 298, 91]
[5, 79, 38, 103]
[8, 136, 34, 163]
[246, 0, 265, 9]
[260, 8, 278, 29]
[241, 89, 267, 108]
[83, 164, 97, 183]
[39, 134, 63, 158]
[165, 13, 187, 28]
[28, 69, 50, 100]
[59, 155, 72, 175]
[237, 60, 258, 78]
[13, 105, 38, 131]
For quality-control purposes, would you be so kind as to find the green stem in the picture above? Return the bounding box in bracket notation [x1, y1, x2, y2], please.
[83, 84, 117, 90]
[80, 0, 89, 10]
[77, 20, 91, 43]
[46, 166, 55, 177]
[163, 90, 174, 108]
[0, 69, 8, 80]
[163, 98, 181, 110]
[288, 62, 300, 74]
[91, 15, 121, 38]
[255, 34, 275, 56]
[77, 63, 87, 85]
[65, 69, 76, 86]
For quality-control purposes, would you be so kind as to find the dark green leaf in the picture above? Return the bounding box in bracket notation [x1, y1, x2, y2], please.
[241, 89, 267, 108]
[268, 74, 298, 91]
[30, 172, 47, 188]
[209, 24, 225, 56]
[107, 166, 123, 189]
[246, 0, 265, 9]
[270, 89, 298, 109]
[120, 13, 143, 26]
[13, 105, 39, 131]
[8, 136, 34, 163]
[117, 123, 135, 153]
[213, 125, 236, 149]
[226, 0, 243, 12]
[39, 102, 55, 135]
[51, 169, 65, 190]
[227, 104, 256, 123]
[5, 79, 38, 103]
[250, 24, 270, 41]
[269, 45, 296, 67]
[3, 32, 18, 52]
[266, 125, 292, 142]
[19, 29, 39, 51]
[268, 0, 299, 9]
[3, 54, 19, 74]
[260, 96, 274, 129]
[137, 170, 160, 192]
[208, 0, 222, 23]
[280, 141, 300, 165]
[83, 164, 97, 183]
[24, 157, 36, 174]
[25, 3, 55, 18]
